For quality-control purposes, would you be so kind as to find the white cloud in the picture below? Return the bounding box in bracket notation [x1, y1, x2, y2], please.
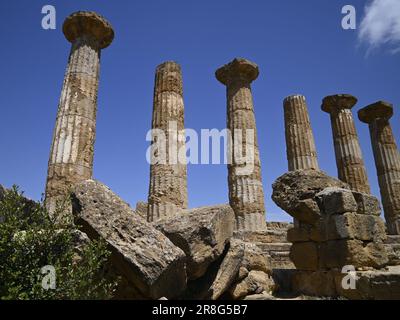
[358, 0, 400, 53]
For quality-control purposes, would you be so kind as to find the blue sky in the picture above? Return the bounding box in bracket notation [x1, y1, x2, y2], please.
[0, 0, 399, 222]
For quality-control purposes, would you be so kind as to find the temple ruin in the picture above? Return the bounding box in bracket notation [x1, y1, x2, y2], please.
[37, 11, 400, 299]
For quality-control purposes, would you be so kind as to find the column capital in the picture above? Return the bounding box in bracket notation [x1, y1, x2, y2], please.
[156, 61, 181, 73]
[215, 58, 259, 86]
[358, 101, 393, 124]
[321, 94, 357, 114]
[63, 11, 114, 49]
[283, 94, 306, 105]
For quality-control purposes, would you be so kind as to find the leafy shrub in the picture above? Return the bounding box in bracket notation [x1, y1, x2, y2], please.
[0, 186, 117, 300]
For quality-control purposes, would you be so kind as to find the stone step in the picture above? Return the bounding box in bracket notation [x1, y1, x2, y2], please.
[258, 242, 294, 270]
[257, 242, 292, 252]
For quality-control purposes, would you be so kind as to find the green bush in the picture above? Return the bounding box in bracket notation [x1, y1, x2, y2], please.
[0, 186, 117, 300]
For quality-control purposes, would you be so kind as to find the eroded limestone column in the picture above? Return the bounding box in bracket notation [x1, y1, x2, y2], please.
[147, 61, 188, 222]
[321, 94, 371, 194]
[216, 58, 266, 231]
[358, 101, 400, 235]
[45, 11, 114, 213]
[284, 95, 319, 171]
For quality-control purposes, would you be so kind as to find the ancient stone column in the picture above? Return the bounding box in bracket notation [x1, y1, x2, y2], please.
[147, 61, 188, 222]
[283, 95, 319, 171]
[321, 94, 371, 194]
[45, 11, 114, 213]
[358, 101, 400, 235]
[216, 58, 266, 231]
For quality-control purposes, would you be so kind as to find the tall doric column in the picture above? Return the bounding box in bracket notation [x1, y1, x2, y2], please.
[216, 58, 266, 231]
[284, 95, 319, 171]
[45, 12, 114, 213]
[321, 94, 371, 194]
[147, 61, 188, 222]
[358, 101, 400, 235]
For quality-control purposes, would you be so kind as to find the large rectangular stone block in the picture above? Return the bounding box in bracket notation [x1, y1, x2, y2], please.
[326, 213, 386, 242]
[287, 223, 325, 243]
[320, 239, 388, 269]
[155, 204, 235, 280]
[287, 226, 311, 243]
[316, 187, 358, 215]
[289, 242, 320, 271]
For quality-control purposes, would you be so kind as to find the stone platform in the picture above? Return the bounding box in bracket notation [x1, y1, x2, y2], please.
[292, 266, 400, 300]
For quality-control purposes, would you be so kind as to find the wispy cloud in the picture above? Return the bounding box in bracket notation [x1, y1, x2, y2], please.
[358, 0, 400, 54]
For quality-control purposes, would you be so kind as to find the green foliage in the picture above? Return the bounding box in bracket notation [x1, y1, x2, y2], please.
[0, 186, 117, 300]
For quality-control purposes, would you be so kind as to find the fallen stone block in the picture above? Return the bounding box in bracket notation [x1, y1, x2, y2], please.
[206, 239, 274, 300]
[70, 229, 91, 263]
[241, 241, 272, 275]
[207, 239, 245, 300]
[292, 270, 337, 297]
[272, 169, 348, 223]
[229, 270, 275, 299]
[180, 238, 274, 300]
[155, 204, 235, 280]
[71, 179, 187, 299]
